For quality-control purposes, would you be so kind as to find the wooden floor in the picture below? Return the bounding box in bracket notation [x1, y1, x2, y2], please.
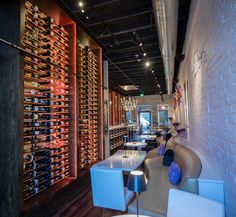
[50, 186, 127, 217]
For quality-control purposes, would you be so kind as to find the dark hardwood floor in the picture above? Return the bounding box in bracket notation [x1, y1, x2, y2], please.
[50, 186, 127, 217]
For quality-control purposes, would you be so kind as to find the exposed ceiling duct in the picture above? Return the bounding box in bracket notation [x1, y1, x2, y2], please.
[152, 0, 179, 95]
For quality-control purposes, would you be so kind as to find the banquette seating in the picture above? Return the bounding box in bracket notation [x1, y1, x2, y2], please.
[128, 138, 202, 217]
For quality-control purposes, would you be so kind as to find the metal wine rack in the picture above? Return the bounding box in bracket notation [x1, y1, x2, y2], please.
[22, 1, 71, 200]
[78, 45, 99, 169]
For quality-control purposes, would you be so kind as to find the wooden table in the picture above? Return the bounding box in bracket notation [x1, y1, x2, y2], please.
[93, 150, 146, 172]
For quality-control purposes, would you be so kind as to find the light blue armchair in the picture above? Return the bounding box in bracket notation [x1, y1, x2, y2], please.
[90, 167, 134, 211]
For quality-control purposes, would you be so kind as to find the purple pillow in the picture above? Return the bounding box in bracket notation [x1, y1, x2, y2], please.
[168, 162, 182, 185]
[157, 144, 165, 156]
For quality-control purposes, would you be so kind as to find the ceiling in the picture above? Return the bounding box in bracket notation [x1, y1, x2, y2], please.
[60, 0, 191, 96]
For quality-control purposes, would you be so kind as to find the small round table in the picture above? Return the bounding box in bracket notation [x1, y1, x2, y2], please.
[139, 135, 157, 140]
[124, 142, 147, 150]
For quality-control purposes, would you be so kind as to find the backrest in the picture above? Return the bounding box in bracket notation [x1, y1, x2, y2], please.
[90, 167, 126, 211]
[167, 189, 225, 217]
[174, 145, 202, 187]
[165, 139, 178, 151]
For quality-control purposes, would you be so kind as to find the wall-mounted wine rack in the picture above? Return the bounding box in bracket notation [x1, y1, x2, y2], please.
[22, 1, 72, 201]
[109, 126, 128, 151]
[78, 45, 99, 169]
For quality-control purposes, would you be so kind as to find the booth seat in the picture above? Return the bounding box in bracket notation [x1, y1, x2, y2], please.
[128, 139, 202, 217]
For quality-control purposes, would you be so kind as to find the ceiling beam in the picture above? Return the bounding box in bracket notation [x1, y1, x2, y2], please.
[113, 56, 162, 64]
[92, 0, 120, 8]
[108, 52, 161, 61]
[109, 42, 158, 53]
[87, 9, 152, 27]
[102, 34, 158, 46]
[109, 67, 164, 74]
[98, 24, 156, 38]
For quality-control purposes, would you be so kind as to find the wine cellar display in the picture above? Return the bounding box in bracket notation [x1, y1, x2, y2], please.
[109, 126, 128, 150]
[23, 1, 72, 200]
[78, 45, 99, 169]
[0, 0, 103, 215]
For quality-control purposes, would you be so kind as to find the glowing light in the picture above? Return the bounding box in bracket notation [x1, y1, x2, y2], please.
[143, 52, 147, 57]
[79, 1, 83, 7]
[145, 61, 150, 67]
[81, 9, 85, 13]
[139, 42, 143, 47]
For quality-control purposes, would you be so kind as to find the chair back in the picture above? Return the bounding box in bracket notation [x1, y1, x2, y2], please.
[90, 167, 127, 211]
[167, 189, 225, 217]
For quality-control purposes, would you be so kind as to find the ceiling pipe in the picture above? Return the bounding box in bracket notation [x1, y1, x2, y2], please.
[152, 0, 179, 94]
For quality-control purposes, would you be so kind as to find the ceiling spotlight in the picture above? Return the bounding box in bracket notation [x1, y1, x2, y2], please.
[79, 1, 83, 7]
[157, 84, 160, 88]
[145, 61, 150, 67]
[143, 52, 147, 57]
[151, 69, 154, 73]
[86, 16, 89, 19]
[81, 9, 85, 13]
[139, 42, 143, 47]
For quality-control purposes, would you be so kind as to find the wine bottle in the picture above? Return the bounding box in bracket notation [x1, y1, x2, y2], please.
[24, 161, 37, 170]
[42, 16, 54, 24]
[24, 122, 40, 127]
[40, 122, 54, 127]
[37, 157, 51, 164]
[24, 170, 37, 179]
[24, 178, 39, 191]
[24, 129, 40, 136]
[23, 187, 39, 198]
[36, 134, 54, 141]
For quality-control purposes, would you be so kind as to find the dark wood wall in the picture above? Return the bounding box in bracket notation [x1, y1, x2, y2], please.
[0, 1, 24, 217]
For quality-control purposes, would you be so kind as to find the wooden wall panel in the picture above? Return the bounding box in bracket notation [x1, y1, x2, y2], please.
[0, 1, 24, 217]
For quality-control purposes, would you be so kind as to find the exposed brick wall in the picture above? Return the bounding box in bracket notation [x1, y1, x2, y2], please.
[175, 0, 236, 216]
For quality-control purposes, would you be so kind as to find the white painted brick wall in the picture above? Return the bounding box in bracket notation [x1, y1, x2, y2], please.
[175, 0, 236, 216]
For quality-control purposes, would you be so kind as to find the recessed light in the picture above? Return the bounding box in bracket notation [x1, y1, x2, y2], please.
[143, 52, 147, 57]
[86, 16, 89, 19]
[145, 61, 150, 67]
[81, 9, 85, 13]
[79, 1, 83, 7]
[151, 69, 154, 73]
[139, 42, 143, 47]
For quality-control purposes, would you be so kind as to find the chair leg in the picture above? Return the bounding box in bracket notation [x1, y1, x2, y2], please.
[102, 208, 106, 217]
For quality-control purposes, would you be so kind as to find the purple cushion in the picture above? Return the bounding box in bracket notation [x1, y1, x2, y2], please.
[168, 162, 182, 185]
[157, 144, 165, 156]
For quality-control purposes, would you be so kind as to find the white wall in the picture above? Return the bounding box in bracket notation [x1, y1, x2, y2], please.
[175, 0, 236, 216]
[135, 94, 174, 126]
